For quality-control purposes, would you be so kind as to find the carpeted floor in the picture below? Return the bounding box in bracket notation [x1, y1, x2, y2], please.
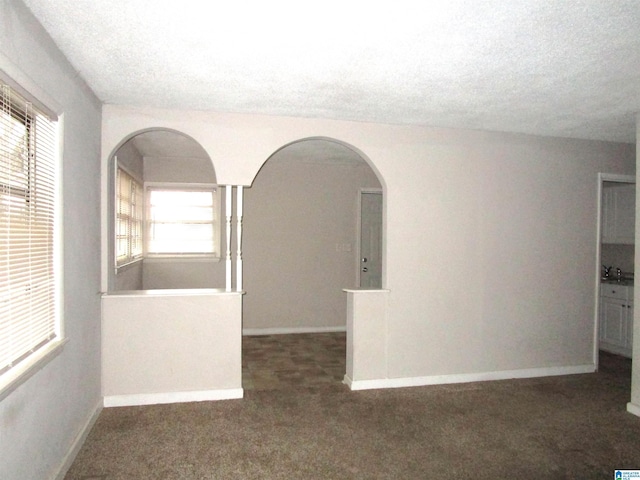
[65, 337, 640, 479]
[242, 332, 346, 391]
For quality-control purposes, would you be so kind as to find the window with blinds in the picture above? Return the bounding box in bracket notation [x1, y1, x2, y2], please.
[0, 83, 59, 381]
[116, 166, 143, 267]
[146, 186, 218, 255]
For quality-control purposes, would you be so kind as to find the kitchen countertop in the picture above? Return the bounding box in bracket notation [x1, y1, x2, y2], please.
[601, 278, 634, 286]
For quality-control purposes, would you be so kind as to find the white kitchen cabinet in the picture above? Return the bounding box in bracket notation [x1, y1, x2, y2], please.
[599, 283, 633, 358]
[602, 183, 636, 244]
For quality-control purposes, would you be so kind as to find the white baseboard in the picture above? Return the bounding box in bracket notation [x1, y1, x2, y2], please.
[243, 326, 346, 336]
[54, 399, 103, 480]
[103, 388, 244, 407]
[346, 364, 596, 391]
[627, 402, 640, 418]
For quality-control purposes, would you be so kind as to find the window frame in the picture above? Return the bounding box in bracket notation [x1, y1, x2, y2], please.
[144, 182, 221, 260]
[0, 78, 64, 400]
[115, 163, 144, 269]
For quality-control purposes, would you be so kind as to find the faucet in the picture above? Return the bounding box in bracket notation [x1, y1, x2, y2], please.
[603, 265, 612, 279]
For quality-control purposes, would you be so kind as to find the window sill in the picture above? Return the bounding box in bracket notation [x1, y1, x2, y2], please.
[0, 338, 68, 402]
[144, 255, 221, 263]
[116, 257, 143, 273]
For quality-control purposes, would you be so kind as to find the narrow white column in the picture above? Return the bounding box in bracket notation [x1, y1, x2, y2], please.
[225, 185, 232, 292]
[236, 186, 244, 291]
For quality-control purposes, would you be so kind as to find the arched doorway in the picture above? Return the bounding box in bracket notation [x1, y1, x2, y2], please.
[241, 138, 384, 390]
[107, 129, 222, 292]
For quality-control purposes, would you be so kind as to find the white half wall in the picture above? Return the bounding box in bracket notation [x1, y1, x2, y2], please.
[102, 289, 243, 406]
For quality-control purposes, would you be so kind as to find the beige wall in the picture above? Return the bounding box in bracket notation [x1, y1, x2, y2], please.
[143, 155, 216, 183]
[102, 104, 636, 383]
[243, 154, 381, 331]
[1, 1, 103, 479]
[102, 290, 242, 404]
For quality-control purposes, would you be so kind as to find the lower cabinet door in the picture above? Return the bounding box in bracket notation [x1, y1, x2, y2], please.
[600, 298, 626, 347]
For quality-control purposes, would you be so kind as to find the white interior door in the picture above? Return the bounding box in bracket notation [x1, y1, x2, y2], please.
[359, 191, 382, 288]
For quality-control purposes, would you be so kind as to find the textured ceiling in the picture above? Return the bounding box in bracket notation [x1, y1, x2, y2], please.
[21, 0, 640, 143]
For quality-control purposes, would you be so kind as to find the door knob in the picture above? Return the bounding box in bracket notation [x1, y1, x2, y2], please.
[362, 267, 368, 272]
[362, 258, 368, 263]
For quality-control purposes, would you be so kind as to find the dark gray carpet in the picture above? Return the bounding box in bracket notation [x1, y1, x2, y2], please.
[65, 352, 640, 479]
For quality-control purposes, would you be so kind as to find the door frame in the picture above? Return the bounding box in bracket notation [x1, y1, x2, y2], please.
[356, 188, 383, 288]
[594, 173, 635, 369]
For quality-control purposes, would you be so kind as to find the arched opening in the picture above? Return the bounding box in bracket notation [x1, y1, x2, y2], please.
[241, 137, 385, 391]
[107, 129, 223, 292]
[102, 128, 244, 406]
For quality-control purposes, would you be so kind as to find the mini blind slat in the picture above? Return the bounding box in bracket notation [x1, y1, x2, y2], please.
[116, 167, 143, 266]
[0, 83, 58, 376]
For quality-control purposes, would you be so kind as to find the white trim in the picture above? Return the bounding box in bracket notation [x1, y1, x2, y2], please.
[627, 402, 640, 418]
[102, 288, 244, 298]
[143, 182, 221, 257]
[342, 374, 354, 388]
[0, 339, 68, 401]
[103, 388, 244, 407]
[225, 185, 232, 291]
[243, 326, 346, 336]
[54, 400, 103, 480]
[345, 364, 596, 391]
[599, 173, 636, 184]
[236, 185, 243, 291]
[594, 174, 603, 369]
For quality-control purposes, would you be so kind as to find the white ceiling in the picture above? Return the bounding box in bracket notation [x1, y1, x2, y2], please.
[21, 0, 640, 144]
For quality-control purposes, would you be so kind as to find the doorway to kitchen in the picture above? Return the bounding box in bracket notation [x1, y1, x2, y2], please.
[595, 173, 635, 369]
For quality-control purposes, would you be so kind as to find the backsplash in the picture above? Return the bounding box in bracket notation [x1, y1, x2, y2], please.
[601, 243, 635, 275]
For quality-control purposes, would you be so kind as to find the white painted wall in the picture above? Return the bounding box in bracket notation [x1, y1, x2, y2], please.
[243, 154, 381, 331]
[102, 290, 243, 406]
[102, 105, 635, 384]
[0, 1, 103, 479]
[143, 155, 215, 183]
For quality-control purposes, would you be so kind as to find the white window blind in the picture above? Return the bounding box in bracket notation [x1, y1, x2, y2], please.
[116, 166, 143, 266]
[0, 83, 58, 378]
